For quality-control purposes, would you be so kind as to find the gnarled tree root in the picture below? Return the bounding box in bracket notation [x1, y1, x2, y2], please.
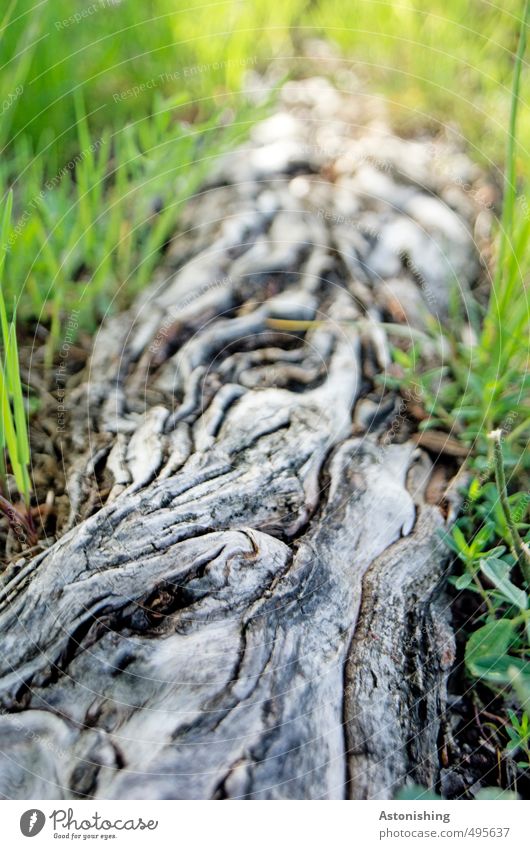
[0, 78, 485, 800]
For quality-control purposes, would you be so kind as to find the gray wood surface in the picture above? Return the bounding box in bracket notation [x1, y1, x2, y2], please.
[0, 79, 485, 799]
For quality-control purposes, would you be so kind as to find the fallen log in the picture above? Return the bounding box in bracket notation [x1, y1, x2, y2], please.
[0, 78, 486, 800]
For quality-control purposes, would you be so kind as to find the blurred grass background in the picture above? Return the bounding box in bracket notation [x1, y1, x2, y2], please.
[0, 0, 528, 339]
[2, 1, 528, 166]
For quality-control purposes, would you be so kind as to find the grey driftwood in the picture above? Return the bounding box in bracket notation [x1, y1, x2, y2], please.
[0, 78, 487, 799]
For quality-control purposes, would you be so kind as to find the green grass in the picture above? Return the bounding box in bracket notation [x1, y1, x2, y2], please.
[2, 2, 287, 347]
[1, 2, 528, 161]
[1, 0, 297, 154]
[1, 92, 259, 346]
[0, 189, 34, 543]
[1, 1, 529, 340]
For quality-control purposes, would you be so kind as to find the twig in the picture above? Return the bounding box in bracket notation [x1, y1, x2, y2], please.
[266, 317, 436, 343]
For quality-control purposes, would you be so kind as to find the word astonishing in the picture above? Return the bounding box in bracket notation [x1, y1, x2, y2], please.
[50, 809, 158, 833]
[379, 811, 450, 824]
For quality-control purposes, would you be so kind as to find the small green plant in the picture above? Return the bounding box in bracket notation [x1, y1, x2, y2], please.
[506, 709, 530, 769]
[448, 438, 529, 771]
[0, 191, 35, 545]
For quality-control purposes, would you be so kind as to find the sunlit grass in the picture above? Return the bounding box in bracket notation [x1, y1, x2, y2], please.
[0, 190, 34, 541]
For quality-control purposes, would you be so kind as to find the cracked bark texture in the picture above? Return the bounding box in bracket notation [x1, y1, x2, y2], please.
[0, 78, 487, 799]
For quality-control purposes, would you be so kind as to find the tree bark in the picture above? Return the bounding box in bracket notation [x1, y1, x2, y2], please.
[0, 78, 484, 800]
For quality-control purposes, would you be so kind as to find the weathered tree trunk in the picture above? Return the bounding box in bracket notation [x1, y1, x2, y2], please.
[0, 79, 485, 799]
